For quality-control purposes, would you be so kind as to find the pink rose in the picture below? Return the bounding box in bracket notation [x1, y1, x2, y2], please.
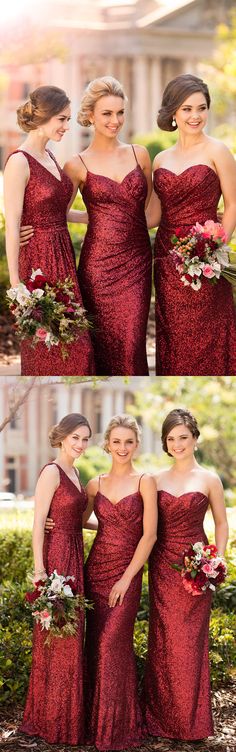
[202, 220, 226, 242]
[202, 562, 215, 575]
[36, 327, 48, 341]
[202, 265, 215, 279]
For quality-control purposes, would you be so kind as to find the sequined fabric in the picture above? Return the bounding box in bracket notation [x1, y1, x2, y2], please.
[84, 483, 146, 750]
[144, 490, 214, 740]
[8, 150, 95, 375]
[78, 165, 152, 375]
[154, 165, 236, 375]
[20, 464, 87, 745]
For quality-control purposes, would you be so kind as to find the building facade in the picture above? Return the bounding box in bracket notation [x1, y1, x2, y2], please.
[0, 0, 234, 167]
[0, 378, 159, 495]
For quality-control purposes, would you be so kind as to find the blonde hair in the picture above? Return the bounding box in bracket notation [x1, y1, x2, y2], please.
[77, 76, 127, 127]
[49, 413, 91, 448]
[103, 414, 141, 453]
[17, 85, 70, 133]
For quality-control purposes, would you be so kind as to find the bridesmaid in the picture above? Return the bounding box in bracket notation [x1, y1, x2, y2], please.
[20, 413, 92, 745]
[64, 76, 153, 376]
[146, 73, 236, 375]
[83, 414, 157, 750]
[4, 85, 95, 375]
[144, 408, 229, 741]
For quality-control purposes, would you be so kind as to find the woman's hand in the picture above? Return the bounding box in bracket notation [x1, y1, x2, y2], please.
[19, 225, 34, 246]
[32, 570, 47, 586]
[45, 517, 55, 533]
[108, 576, 131, 608]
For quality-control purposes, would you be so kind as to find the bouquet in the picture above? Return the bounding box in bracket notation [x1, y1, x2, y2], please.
[7, 268, 91, 359]
[25, 569, 92, 644]
[172, 542, 227, 596]
[169, 220, 236, 291]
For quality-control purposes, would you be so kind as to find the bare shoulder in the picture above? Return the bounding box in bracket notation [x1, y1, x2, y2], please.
[204, 468, 223, 492]
[39, 463, 60, 484]
[207, 136, 235, 162]
[63, 155, 84, 179]
[140, 473, 157, 491]
[154, 468, 170, 489]
[132, 144, 151, 163]
[152, 146, 174, 171]
[86, 475, 100, 496]
[4, 151, 29, 175]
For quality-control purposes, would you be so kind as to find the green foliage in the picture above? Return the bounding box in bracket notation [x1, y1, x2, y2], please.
[209, 608, 236, 686]
[131, 377, 236, 488]
[134, 130, 177, 162]
[75, 445, 111, 487]
[0, 531, 33, 583]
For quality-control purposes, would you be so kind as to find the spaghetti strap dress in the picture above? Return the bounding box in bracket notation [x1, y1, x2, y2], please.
[84, 474, 146, 750]
[77, 146, 152, 375]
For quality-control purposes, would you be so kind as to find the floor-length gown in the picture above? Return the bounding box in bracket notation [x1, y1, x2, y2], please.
[78, 146, 152, 375]
[7, 150, 95, 375]
[84, 475, 145, 750]
[154, 165, 236, 375]
[20, 464, 87, 745]
[144, 490, 214, 740]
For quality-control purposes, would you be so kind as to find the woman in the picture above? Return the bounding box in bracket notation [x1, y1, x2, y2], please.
[45, 413, 157, 750]
[83, 414, 157, 750]
[144, 408, 228, 741]
[4, 85, 95, 375]
[20, 413, 92, 745]
[64, 76, 153, 376]
[146, 74, 236, 375]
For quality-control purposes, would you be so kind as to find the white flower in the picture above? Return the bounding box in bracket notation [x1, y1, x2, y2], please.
[192, 542, 204, 554]
[209, 583, 216, 591]
[63, 585, 73, 597]
[30, 268, 44, 280]
[32, 288, 44, 299]
[7, 283, 31, 306]
[191, 278, 202, 291]
[50, 577, 63, 594]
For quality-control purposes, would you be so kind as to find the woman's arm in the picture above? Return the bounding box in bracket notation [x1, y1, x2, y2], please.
[83, 477, 98, 530]
[63, 158, 88, 224]
[32, 465, 59, 582]
[3, 153, 29, 286]
[213, 143, 236, 241]
[108, 475, 158, 607]
[145, 189, 162, 229]
[208, 473, 229, 556]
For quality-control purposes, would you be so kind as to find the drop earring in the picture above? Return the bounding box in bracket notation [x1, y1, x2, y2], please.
[172, 117, 176, 127]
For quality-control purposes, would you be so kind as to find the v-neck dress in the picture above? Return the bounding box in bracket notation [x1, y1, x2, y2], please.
[77, 147, 152, 375]
[7, 150, 95, 375]
[84, 474, 146, 750]
[20, 463, 87, 745]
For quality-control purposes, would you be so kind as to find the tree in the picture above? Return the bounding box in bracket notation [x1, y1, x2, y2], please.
[131, 376, 236, 487]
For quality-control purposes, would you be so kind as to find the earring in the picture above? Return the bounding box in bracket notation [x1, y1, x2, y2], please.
[172, 117, 176, 127]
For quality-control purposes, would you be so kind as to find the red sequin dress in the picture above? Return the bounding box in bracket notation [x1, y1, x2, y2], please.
[154, 165, 236, 375]
[20, 464, 87, 746]
[7, 150, 95, 375]
[144, 490, 214, 740]
[78, 147, 152, 375]
[84, 476, 145, 750]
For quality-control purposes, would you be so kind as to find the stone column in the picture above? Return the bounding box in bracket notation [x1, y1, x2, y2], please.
[150, 57, 162, 131]
[132, 56, 149, 135]
[101, 390, 114, 434]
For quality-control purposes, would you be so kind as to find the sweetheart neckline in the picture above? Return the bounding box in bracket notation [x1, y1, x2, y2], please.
[158, 490, 208, 500]
[82, 163, 143, 189]
[154, 164, 218, 179]
[96, 490, 142, 507]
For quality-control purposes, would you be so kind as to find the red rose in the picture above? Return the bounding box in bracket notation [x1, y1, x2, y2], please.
[31, 309, 43, 321]
[195, 238, 207, 258]
[195, 571, 207, 587]
[25, 589, 40, 603]
[55, 291, 70, 305]
[174, 227, 184, 238]
[33, 274, 48, 288]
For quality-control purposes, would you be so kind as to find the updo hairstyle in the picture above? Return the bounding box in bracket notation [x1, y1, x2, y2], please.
[161, 408, 200, 456]
[17, 85, 70, 133]
[77, 75, 127, 127]
[49, 413, 92, 448]
[103, 413, 141, 453]
[157, 74, 210, 132]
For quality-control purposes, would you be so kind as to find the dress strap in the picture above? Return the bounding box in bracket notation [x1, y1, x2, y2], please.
[131, 144, 138, 165]
[78, 153, 88, 170]
[138, 473, 145, 492]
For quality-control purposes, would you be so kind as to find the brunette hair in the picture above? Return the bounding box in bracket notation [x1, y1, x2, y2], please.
[77, 75, 127, 127]
[49, 413, 92, 448]
[17, 85, 70, 133]
[157, 74, 210, 132]
[103, 413, 141, 453]
[161, 408, 200, 455]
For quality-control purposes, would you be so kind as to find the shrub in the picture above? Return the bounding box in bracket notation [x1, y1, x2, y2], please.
[134, 129, 177, 162]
